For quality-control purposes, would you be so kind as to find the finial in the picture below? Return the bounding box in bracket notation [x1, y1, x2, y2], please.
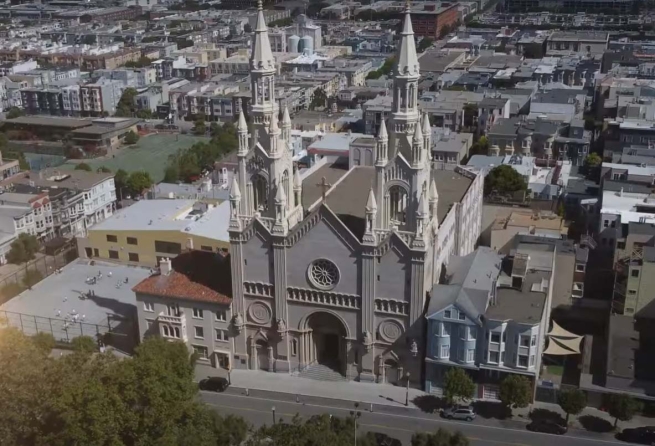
[405, 0, 411, 12]
[257, 0, 263, 10]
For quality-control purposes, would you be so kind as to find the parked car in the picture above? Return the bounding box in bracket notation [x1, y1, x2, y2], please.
[527, 420, 568, 435]
[199, 376, 229, 392]
[617, 427, 655, 445]
[442, 405, 476, 421]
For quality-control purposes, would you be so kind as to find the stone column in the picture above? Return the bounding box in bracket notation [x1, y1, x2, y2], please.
[272, 238, 290, 373]
[360, 248, 376, 382]
[230, 236, 249, 369]
[249, 338, 257, 370]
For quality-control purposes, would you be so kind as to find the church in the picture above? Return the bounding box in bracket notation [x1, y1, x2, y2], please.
[227, 1, 483, 385]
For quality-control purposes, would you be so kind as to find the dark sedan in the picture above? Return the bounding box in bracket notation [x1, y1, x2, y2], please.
[617, 427, 655, 445]
[527, 420, 568, 435]
[199, 376, 229, 392]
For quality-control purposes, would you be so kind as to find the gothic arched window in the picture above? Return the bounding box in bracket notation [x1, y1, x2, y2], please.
[282, 170, 289, 202]
[253, 174, 269, 212]
[387, 186, 408, 229]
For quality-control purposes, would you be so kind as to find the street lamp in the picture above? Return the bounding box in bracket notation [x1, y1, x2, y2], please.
[272, 406, 276, 425]
[405, 372, 411, 407]
[350, 402, 362, 446]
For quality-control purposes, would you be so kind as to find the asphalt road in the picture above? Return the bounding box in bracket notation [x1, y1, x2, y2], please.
[200, 390, 630, 446]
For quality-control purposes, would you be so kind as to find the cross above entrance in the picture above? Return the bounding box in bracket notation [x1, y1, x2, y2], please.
[316, 176, 332, 201]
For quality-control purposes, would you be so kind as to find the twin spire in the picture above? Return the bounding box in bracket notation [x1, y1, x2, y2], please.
[251, 0, 275, 72]
[396, 0, 420, 78]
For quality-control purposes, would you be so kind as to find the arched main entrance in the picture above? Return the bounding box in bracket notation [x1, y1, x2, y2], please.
[305, 312, 348, 376]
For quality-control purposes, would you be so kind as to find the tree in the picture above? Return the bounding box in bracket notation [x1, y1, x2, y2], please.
[163, 165, 179, 183]
[74, 163, 92, 172]
[6, 107, 24, 119]
[443, 368, 475, 405]
[6, 233, 39, 264]
[499, 375, 532, 410]
[115, 88, 138, 117]
[193, 116, 207, 136]
[126, 171, 153, 197]
[124, 130, 139, 145]
[411, 428, 469, 446]
[96, 166, 112, 173]
[22, 269, 43, 288]
[123, 56, 153, 68]
[417, 37, 434, 53]
[558, 389, 587, 424]
[135, 109, 153, 119]
[607, 394, 642, 428]
[71, 335, 97, 353]
[584, 152, 601, 169]
[310, 88, 328, 110]
[31, 332, 56, 354]
[484, 165, 527, 196]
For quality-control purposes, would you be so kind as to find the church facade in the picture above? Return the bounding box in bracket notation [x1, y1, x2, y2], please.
[227, 1, 483, 385]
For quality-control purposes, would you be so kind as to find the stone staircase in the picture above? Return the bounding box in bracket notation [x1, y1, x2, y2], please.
[297, 363, 348, 382]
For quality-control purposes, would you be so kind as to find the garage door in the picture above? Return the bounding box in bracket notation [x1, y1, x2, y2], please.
[483, 385, 500, 401]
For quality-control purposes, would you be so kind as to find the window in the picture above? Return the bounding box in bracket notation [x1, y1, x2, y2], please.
[143, 302, 154, 312]
[215, 329, 228, 342]
[520, 336, 530, 347]
[490, 332, 501, 344]
[194, 326, 204, 339]
[162, 325, 170, 337]
[502, 331, 507, 343]
[531, 335, 537, 347]
[201, 245, 213, 251]
[603, 220, 609, 228]
[128, 252, 139, 262]
[573, 282, 584, 298]
[632, 269, 640, 278]
[193, 345, 208, 359]
[93, 248, 99, 257]
[444, 310, 451, 319]
[458, 311, 466, 321]
[529, 355, 536, 367]
[440, 323, 450, 337]
[215, 309, 227, 322]
[146, 319, 153, 329]
[500, 351, 505, 363]
[575, 263, 585, 272]
[441, 345, 450, 359]
[488, 351, 499, 363]
[467, 349, 475, 362]
[108, 250, 119, 259]
[155, 240, 182, 255]
[629, 289, 637, 295]
[127, 237, 138, 245]
[459, 325, 467, 339]
[167, 304, 179, 317]
[291, 339, 298, 356]
[469, 327, 477, 340]
[518, 354, 529, 368]
[193, 308, 204, 319]
[106, 234, 118, 242]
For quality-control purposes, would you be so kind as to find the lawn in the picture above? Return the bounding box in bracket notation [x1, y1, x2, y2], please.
[60, 134, 207, 183]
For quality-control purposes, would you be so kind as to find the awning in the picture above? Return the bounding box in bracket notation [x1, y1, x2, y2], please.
[544, 321, 583, 355]
[548, 321, 580, 339]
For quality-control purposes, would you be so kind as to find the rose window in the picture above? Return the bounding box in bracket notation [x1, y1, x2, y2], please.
[308, 259, 340, 290]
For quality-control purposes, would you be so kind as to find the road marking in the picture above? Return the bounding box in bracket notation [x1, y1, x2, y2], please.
[202, 392, 625, 445]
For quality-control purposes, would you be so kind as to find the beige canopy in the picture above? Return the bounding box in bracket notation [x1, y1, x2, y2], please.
[543, 321, 583, 355]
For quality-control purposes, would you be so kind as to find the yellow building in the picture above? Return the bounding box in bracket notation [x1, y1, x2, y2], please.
[77, 199, 231, 267]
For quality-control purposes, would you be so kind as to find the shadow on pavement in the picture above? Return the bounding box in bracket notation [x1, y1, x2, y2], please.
[413, 395, 446, 414]
[578, 415, 614, 433]
[472, 401, 511, 420]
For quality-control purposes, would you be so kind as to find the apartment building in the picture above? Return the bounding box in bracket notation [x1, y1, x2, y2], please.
[0, 192, 54, 241]
[80, 78, 124, 116]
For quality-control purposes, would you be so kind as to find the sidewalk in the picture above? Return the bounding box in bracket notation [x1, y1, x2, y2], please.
[195, 364, 655, 433]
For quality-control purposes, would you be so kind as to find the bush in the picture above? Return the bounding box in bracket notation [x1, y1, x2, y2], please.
[124, 130, 139, 145]
[0, 282, 25, 302]
[71, 335, 97, 353]
[74, 163, 92, 172]
[22, 270, 43, 288]
[32, 332, 56, 353]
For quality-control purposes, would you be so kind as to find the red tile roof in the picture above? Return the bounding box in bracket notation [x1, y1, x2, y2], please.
[132, 250, 232, 304]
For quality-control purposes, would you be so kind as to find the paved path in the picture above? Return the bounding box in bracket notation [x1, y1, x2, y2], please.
[201, 391, 628, 446]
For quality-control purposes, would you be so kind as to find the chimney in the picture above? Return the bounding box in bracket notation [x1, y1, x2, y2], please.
[160, 257, 172, 275]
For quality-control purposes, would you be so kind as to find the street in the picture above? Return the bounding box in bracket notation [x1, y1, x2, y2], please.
[200, 390, 628, 446]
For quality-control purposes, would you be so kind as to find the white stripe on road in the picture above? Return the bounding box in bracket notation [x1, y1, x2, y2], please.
[202, 392, 625, 446]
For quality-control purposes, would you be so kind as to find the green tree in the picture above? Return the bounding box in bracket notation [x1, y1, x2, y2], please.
[607, 394, 642, 428]
[6, 107, 24, 119]
[558, 389, 587, 424]
[115, 88, 138, 117]
[417, 37, 434, 53]
[126, 171, 153, 196]
[135, 109, 153, 119]
[124, 130, 139, 145]
[123, 56, 153, 68]
[163, 165, 179, 183]
[443, 368, 476, 405]
[484, 164, 528, 195]
[74, 163, 92, 172]
[31, 332, 56, 354]
[193, 116, 207, 135]
[584, 152, 602, 169]
[22, 269, 43, 288]
[6, 233, 39, 264]
[411, 428, 469, 446]
[310, 88, 328, 110]
[96, 166, 112, 173]
[70, 335, 97, 353]
[499, 375, 532, 410]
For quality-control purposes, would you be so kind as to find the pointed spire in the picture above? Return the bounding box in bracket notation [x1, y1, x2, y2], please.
[275, 180, 286, 204]
[413, 120, 423, 142]
[282, 106, 291, 127]
[417, 190, 428, 216]
[395, 1, 419, 78]
[429, 178, 438, 201]
[366, 188, 377, 212]
[293, 168, 302, 189]
[251, 0, 275, 72]
[238, 107, 247, 132]
[422, 112, 431, 134]
[230, 174, 241, 199]
[270, 114, 279, 133]
[377, 118, 388, 140]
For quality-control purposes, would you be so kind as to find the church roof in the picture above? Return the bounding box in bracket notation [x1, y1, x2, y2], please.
[324, 166, 376, 240]
[301, 161, 350, 210]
